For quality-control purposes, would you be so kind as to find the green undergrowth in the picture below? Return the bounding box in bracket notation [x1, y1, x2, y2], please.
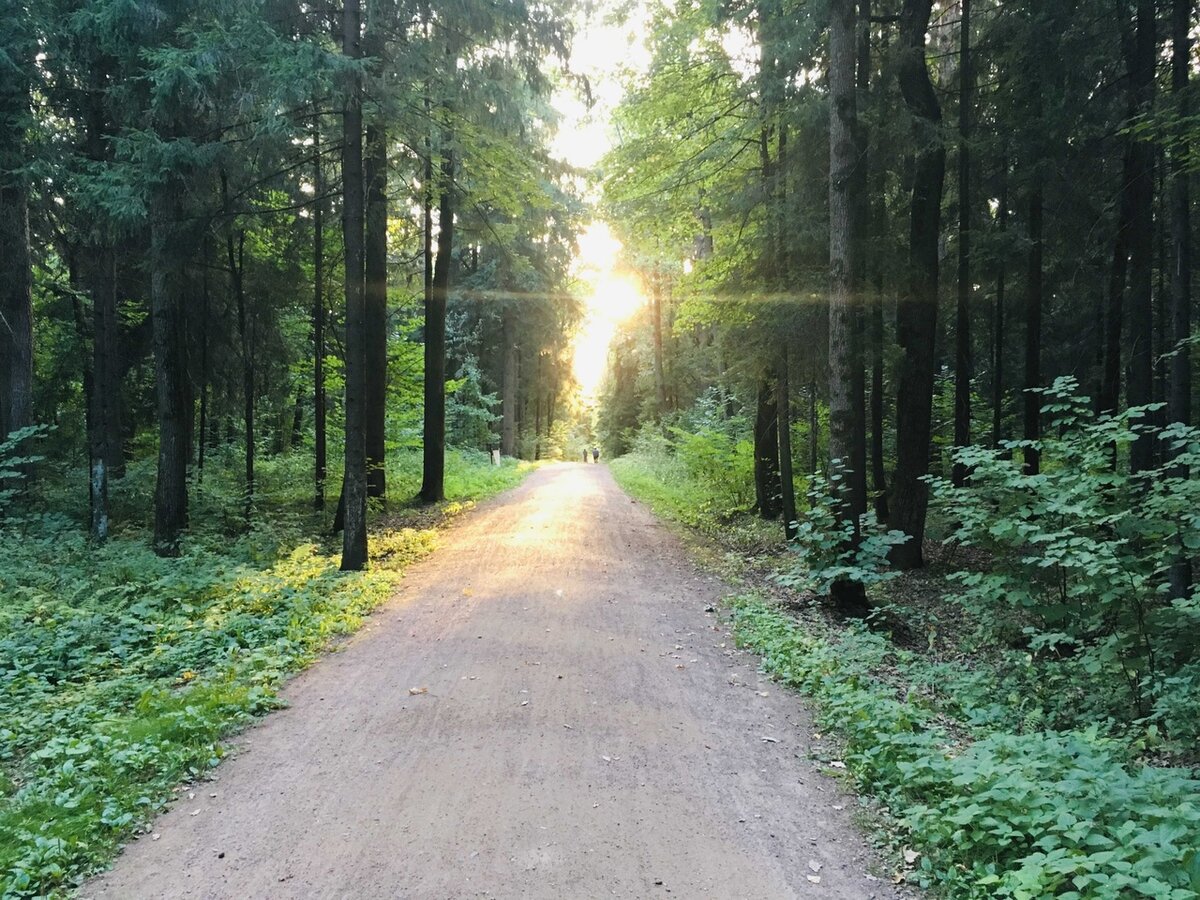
[609, 449, 780, 552]
[729, 595, 1200, 899]
[612, 432, 1200, 899]
[0, 449, 530, 898]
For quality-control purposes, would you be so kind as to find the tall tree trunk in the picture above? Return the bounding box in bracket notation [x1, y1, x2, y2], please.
[0, 176, 31, 448]
[890, 0, 945, 570]
[869, 287, 888, 519]
[419, 147, 454, 502]
[1100, 149, 1134, 417]
[827, 0, 869, 613]
[231, 230, 254, 516]
[222, 171, 254, 517]
[952, 0, 972, 486]
[993, 156, 1008, 446]
[848, 0, 870, 528]
[501, 306, 518, 457]
[753, 374, 782, 520]
[778, 346, 797, 540]
[151, 182, 190, 556]
[364, 119, 388, 499]
[1023, 176, 1043, 476]
[82, 65, 124, 528]
[340, 0, 369, 570]
[196, 243, 209, 483]
[534, 354, 543, 460]
[1126, 0, 1156, 474]
[313, 113, 327, 509]
[86, 244, 118, 540]
[809, 381, 819, 474]
[651, 276, 667, 417]
[0, 17, 32, 451]
[862, 0, 888, 522]
[1168, 0, 1192, 599]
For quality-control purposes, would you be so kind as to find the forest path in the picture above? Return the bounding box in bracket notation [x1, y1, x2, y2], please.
[85, 463, 903, 900]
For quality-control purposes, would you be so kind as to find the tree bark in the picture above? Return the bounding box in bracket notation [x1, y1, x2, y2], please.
[651, 275, 667, 417]
[419, 147, 454, 502]
[151, 182, 190, 556]
[0, 172, 32, 449]
[778, 347, 797, 540]
[86, 244, 118, 540]
[1126, 0, 1156, 474]
[196, 244, 209, 483]
[828, 0, 869, 614]
[809, 381, 819, 474]
[1168, 0, 1192, 598]
[753, 374, 782, 519]
[364, 119, 388, 499]
[501, 305, 518, 457]
[340, 0, 369, 570]
[1023, 176, 1043, 476]
[890, 0, 945, 570]
[0, 17, 32, 451]
[313, 114, 327, 509]
[862, 0, 888, 522]
[869, 287, 888, 519]
[952, 0, 972, 487]
[993, 156, 1008, 446]
[221, 170, 255, 521]
[82, 87, 121, 536]
[1100, 148, 1133, 417]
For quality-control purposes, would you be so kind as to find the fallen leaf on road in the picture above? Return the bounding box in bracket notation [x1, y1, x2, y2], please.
[808, 861, 822, 873]
[806, 875, 821, 884]
[829, 760, 846, 769]
[903, 848, 920, 865]
[408, 687, 428, 696]
[761, 736, 779, 743]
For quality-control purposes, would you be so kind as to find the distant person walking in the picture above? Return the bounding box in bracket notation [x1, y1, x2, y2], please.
[583, 448, 589, 463]
[591, 447, 600, 463]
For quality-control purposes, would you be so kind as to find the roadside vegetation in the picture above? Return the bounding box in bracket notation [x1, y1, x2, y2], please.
[0, 446, 529, 897]
[610, 383, 1200, 898]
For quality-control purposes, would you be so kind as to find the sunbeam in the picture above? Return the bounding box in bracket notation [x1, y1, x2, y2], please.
[570, 222, 646, 398]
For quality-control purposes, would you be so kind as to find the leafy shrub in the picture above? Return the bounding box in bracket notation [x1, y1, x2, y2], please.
[729, 595, 1200, 899]
[673, 427, 755, 518]
[778, 470, 908, 595]
[928, 378, 1200, 741]
[0, 425, 51, 516]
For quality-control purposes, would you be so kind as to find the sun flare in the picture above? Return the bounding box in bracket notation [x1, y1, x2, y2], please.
[571, 223, 646, 398]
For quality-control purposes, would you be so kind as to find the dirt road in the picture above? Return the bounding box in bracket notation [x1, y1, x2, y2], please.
[86, 464, 903, 900]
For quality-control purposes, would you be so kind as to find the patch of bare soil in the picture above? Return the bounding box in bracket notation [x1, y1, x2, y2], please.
[84, 464, 909, 899]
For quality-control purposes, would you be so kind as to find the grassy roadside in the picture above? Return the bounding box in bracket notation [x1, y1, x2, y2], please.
[611, 453, 1200, 900]
[0, 450, 532, 898]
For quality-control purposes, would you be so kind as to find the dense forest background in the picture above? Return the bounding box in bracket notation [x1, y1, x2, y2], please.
[3, 0, 1200, 896]
[598, 0, 1199, 658]
[0, 0, 587, 564]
